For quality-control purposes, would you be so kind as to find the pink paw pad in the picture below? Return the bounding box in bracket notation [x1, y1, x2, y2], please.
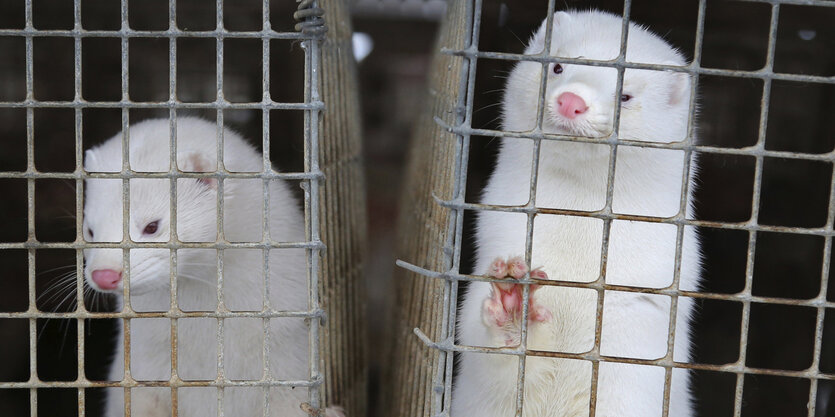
[482, 256, 552, 336]
[506, 256, 529, 279]
[487, 258, 508, 279]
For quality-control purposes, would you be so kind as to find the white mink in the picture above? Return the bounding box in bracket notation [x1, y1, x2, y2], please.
[83, 117, 343, 417]
[453, 10, 701, 417]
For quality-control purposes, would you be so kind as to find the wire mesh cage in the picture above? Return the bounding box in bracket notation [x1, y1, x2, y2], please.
[387, 0, 835, 416]
[0, 0, 367, 416]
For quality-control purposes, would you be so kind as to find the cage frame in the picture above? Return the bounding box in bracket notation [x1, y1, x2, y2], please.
[0, 0, 331, 416]
[394, 0, 835, 416]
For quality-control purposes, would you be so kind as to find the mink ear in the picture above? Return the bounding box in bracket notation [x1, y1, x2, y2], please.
[554, 11, 572, 23]
[666, 67, 691, 106]
[660, 60, 691, 106]
[83, 149, 95, 171]
[525, 12, 569, 55]
[178, 151, 217, 188]
[527, 12, 569, 55]
[84, 148, 118, 173]
[527, 19, 548, 54]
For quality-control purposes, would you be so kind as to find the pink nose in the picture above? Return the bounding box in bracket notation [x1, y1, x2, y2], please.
[91, 269, 122, 290]
[557, 92, 588, 119]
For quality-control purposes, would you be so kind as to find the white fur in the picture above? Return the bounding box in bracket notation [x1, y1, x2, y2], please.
[453, 11, 701, 417]
[83, 117, 343, 417]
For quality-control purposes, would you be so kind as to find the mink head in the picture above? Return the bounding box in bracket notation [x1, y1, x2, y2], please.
[503, 10, 694, 143]
[81, 118, 240, 295]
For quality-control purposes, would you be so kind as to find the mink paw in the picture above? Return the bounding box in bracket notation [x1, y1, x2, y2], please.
[482, 256, 551, 346]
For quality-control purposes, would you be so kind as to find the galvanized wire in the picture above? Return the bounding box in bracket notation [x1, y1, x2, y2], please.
[0, 0, 329, 416]
[394, 0, 835, 416]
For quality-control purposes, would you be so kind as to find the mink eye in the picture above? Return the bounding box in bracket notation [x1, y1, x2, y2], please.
[621, 94, 633, 102]
[552, 64, 564, 75]
[142, 221, 160, 235]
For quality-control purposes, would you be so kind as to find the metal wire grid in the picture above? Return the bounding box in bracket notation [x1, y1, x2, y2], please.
[395, 0, 835, 415]
[0, 0, 327, 415]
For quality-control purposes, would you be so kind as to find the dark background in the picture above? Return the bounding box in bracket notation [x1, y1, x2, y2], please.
[1, 0, 835, 416]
